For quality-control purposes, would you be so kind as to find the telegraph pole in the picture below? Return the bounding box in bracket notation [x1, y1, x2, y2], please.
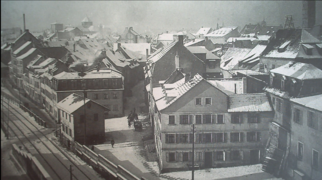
[192, 124, 195, 180]
[70, 165, 73, 180]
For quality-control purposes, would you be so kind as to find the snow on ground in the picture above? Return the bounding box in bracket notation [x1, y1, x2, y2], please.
[161, 164, 284, 180]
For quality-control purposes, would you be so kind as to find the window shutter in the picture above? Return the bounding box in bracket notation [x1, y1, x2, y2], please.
[240, 151, 243, 160]
[212, 133, 216, 143]
[240, 132, 244, 142]
[180, 152, 183, 162]
[223, 151, 226, 161]
[196, 134, 199, 144]
[201, 152, 204, 161]
[224, 133, 228, 143]
[212, 114, 217, 124]
[189, 115, 193, 124]
[176, 152, 179, 162]
[166, 152, 169, 162]
[188, 152, 192, 161]
[176, 134, 179, 144]
[189, 133, 193, 143]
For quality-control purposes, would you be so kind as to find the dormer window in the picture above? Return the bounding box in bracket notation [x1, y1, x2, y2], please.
[302, 44, 314, 55]
[278, 40, 291, 52]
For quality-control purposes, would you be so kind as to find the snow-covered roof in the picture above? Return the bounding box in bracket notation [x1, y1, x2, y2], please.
[264, 87, 290, 99]
[57, 93, 90, 114]
[228, 93, 272, 112]
[290, 94, 322, 112]
[220, 48, 251, 70]
[184, 39, 205, 47]
[205, 27, 237, 37]
[156, 74, 204, 111]
[208, 79, 244, 95]
[13, 41, 32, 55]
[148, 40, 177, 63]
[271, 62, 322, 80]
[54, 70, 122, 80]
[195, 27, 212, 36]
[16, 48, 37, 60]
[239, 44, 266, 65]
[82, 16, 92, 22]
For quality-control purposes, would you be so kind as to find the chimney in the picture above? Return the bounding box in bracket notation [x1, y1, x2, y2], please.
[302, 0, 316, 29]
[96, 64, 100, 72]
[185, 73, 191, 83]
[234, 83, 237, 94]
[178, 35, 184, 45]
[73, 43, 76, 52]
[146, 49, 149, 59]
[23, 14, 26, 31]
[175, 51, 179, 69]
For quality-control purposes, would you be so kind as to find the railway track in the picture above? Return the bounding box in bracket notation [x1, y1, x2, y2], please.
[1, 95, 101, 180]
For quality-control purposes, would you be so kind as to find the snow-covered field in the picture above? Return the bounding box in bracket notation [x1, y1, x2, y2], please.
[147, 162, 284, 180]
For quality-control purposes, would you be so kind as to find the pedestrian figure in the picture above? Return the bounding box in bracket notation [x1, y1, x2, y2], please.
[128, 119, 131, 127]
[111, 139, 115, 148]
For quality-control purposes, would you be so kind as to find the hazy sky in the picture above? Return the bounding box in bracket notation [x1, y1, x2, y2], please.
[1, 1, 322, 34]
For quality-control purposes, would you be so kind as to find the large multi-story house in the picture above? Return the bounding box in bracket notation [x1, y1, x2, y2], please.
[263, 62, 322, 179]
[57, 93, 107, 147]
[52, 69, 124, 120]
[260, 28, 322, 72]
[151, 72, 273, 172]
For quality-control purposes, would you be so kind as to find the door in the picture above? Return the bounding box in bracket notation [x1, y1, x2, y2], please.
[250, 150, 260, 164]
[204, 152, 212, 168]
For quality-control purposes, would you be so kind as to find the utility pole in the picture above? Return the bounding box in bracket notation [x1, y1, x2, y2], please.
[70, 165, 73, 180]
[191, 124, 195, 180]
[7, 95, 10, 139]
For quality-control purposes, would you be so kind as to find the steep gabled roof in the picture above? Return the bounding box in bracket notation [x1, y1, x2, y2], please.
[290, 94, 322, 112]
[271, 62, 322, 80]
[205, 27, 238, 37]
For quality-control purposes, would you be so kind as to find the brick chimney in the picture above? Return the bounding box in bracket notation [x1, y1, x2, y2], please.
[302, 0, 316, 29]
[178, 35, 184, 45]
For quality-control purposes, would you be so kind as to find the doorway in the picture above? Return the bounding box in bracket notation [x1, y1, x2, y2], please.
[204, 152, 212, 168]
[250, 150, 260, 164]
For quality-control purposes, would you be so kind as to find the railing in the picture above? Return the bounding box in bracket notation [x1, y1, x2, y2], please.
[12, 144, 52, 180]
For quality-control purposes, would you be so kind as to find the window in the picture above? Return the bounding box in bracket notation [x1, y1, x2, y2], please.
[231, 132, 243, 142]
[169, 115, 175, 125]
[182, 152, 189, 162]
[195, 115, 202, 124]
[195, 98, 201, 105]
[231, 150, 241, 160]
[307, 112, 318, 130]
[203, 114, 212, 124]
[298, 142, 303, 161]
[94, 114, 98, 121]
[248, 113, 260, 123]
[281, 79, 285, 91]
[69, 115, 71, 122]
[231, 114, 242, 124]
[113, 93, 117, 99]
[205, 98, 212, 105]
[69, 129, 72, 136]
[293, 109, 302, 124]
[166, 134, 175, 143]
[204, 133, 212, 143]
[168, 152, 176, 162]
[312, 150, 319, 169]
[247, 132, 261, 142]
[93, 94, 99, 100]
[104, 94, 109, 99]
[213, 133, 224, 143]
[179, 134, 189, 143]
[180, 115, 189, 124]
[216, 151, 225, 161]
[217, 115, 224, 124]
[195, 152, 202, 161]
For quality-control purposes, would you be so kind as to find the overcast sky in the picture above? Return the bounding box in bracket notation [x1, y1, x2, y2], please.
[1, 1, 322, 34]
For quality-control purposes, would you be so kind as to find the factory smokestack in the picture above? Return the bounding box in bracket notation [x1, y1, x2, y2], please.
[302, 0, 316, 29]
[23, 13, 26, 31]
